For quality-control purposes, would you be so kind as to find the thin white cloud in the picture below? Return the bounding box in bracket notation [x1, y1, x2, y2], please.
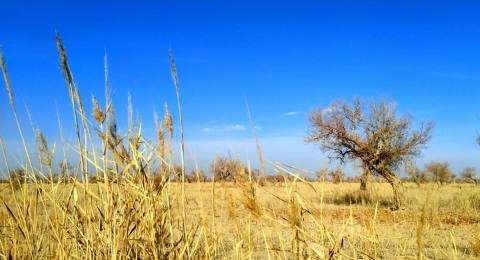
[225, 124, 246, 132]
[282, 111, 302, 117]
[202, 124, 248, 133]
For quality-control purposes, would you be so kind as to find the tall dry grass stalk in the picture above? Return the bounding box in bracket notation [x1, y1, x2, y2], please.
[246, 101, 267, 176]
[0, 52, 34, 172]
[54, 34, 87, 185]
[169, 49, 187, 237]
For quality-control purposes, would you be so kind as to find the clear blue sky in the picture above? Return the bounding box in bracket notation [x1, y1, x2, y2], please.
[1, 0, 479, 175]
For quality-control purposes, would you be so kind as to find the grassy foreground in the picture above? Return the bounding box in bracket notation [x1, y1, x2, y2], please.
[1, 181, 479, 259]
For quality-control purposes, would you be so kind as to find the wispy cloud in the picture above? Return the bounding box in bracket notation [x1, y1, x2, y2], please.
[282, 111, 302, 117]
[201, 124, 248, 133]
[225, 124, 246, 132]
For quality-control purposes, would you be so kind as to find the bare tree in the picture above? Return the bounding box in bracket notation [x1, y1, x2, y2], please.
[329, 168, 344, 184]
[315, 167, 328, 181]
[426, 162, 454, 185]
[461, 167, 478, 185]
[306, 99, 433, 210]
[405, 162, 429, 186]
[210, 156, 245, 182]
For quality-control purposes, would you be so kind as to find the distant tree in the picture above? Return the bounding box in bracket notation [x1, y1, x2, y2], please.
[426, 162, 454, 185]
[9, 169, 28, 190]
[315, 167, 328, 181]
[170, 164, 183, 182]
[405, 163, 429, 186]
[210, 156, 245, 182]
[185, 169, 209, 183]
[306, 99, 433, 210]
[461, 167, 478, 185]
[58, 161, 74, 182]
[329, 168, 344, 184]
[261, 174, 287, 183]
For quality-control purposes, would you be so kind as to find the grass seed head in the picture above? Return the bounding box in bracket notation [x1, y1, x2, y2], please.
[163, 103, 173, 138]
[92, 95, 105, 124]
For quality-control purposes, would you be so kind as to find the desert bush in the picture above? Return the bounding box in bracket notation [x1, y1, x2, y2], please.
[329, 168, 344, 184]
[426, 161, 454, 185]
[330, 188, 393, 207]
[461, 167, 478, 185]
[8, 168, 27, 190]
[260, 173, 287, 183]
[210, 156, 246, 182]
[57, 161, 74, 181]
[315, 167, 328, 180]
[89, 168, 119, 183]
[405, 163, 429, 185]
[185, 169, 209, 182]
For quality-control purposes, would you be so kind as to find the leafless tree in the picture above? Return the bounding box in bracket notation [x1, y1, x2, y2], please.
[426, 161, 454, 185]
[405, 162, 429, 186]
[461, 167, 478, 185]
[210, 156, 245, 182]
[329, 168, 344, 184]
[306, 99, 433, 210]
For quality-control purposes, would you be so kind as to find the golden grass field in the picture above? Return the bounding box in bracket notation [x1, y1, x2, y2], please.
[1, 181, 479, 259]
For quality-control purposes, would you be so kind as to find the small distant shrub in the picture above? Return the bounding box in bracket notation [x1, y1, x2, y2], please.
[329, 168, 344, 184]
[405, 163, 429, 185]
[185, 169, 209, 183]
[260, 174, 287, 183]
[315, 168, 328, 181]
[8, 169, 27, 190]
[210, 156, 245, 182]
[331, 189, 395, 208]
[89, 168, 119, 183]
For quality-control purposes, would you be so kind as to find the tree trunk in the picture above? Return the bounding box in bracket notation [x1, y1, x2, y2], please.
[383, 173, 403, 210]
[390, 180, 402, 210]
[360, 177, 368, 190]
[360, 168, 370, 191]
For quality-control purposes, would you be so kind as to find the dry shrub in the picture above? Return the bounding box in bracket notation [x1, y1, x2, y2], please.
[210, 156, 245, 182]
[329, 168, 344, 184]
[259, 174, 286, 184]
[426, 161, 455, 185]
[332, 189, 392, 207]
[8, 169, 27, 190]
[185, 169, 209, 183]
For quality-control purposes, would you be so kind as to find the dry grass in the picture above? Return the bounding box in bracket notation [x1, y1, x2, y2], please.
[0, 36, 479, 259]
[0, 182, 479, 259]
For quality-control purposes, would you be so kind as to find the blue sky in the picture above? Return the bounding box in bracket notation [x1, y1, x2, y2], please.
[1, 0, 479, 175]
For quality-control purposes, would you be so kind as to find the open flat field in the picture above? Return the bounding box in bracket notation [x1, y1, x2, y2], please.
[1, 181, 479, 259]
